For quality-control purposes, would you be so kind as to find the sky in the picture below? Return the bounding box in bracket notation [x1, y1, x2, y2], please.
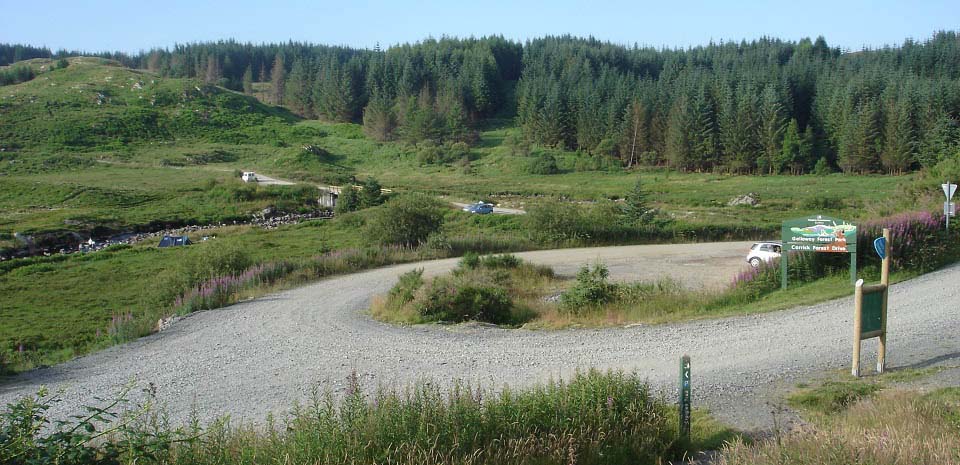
[3, 0, 959, 54]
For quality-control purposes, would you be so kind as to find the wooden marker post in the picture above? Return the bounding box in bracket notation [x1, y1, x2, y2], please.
[877, 228, 890, 373]
[852, 228, 890, 377]
[679, 355, 691, 440]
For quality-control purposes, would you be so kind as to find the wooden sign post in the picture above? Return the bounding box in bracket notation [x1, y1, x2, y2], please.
[852, 228, 890, 377]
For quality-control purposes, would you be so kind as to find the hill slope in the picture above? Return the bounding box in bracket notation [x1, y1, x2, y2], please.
[0, 57, 296, 152]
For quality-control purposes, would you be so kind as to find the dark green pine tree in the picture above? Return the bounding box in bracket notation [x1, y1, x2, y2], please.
[270, 54, 286, 105]
[665, 95, 694, 170]
[779, 119, 802, 174]
[757, 85, 787, 174]
[360, 177, 383, 208]
[621, 176, 653, 222]
[839, 101, 881, 173]
[918, 114, 958, 168]
[362, 90, 398, 141]
[242, 64, 254, 94]
[284, 59, 313, 117]
[881, 99, 918, 175]
[690, 86, 718, 171]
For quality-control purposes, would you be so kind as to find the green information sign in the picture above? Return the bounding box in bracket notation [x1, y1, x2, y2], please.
[781, 215, 858, 288]
[860, 287, 884, 335]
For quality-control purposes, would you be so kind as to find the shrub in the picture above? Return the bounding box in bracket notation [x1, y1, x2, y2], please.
[804, 195, 845, 210]
[388, 269, 424, 306]
[813, 157, 833, 176]
[414, 278, 514, 323]
[528, 154, 559, 174]
[365, 194, 444, 247]
[335, 186, 361, 215]
[457, 253, 521, 271]
[561, 263, 617, 312]
[191, 241, 253, 281]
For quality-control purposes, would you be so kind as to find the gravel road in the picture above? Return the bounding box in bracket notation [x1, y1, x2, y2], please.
[252, 173, 296, 186]
[451, 202, 527, 215]
[2, 241, 958, 433]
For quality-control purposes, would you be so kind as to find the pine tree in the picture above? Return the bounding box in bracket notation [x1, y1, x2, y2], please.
[242, 65, 254, 94]
[758, 85, 787, 174]
[881, 99, 918, 175]
[839, 101, 881, 173]
[665, 95, 694, 170]
[779, 119, 802, 174]
[270, 54, 286, 105]
[918, 114, 958, 167]
[204, 55, 221, 84]
[800, 126, 815, 172]
[362, 90, 398, 141]
[619, 99, 650, 167]
[360, 177, 383, 208]
[285, 59, 312, 117]
[691, 86, 718, 171]
[622, 177, 653, 222]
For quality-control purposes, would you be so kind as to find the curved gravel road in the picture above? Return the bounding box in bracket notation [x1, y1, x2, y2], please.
[2, 241, 958, 432]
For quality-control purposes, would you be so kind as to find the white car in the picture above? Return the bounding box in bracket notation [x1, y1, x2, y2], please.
[746, 242, 782, 267]
[241, 172, 257, 183]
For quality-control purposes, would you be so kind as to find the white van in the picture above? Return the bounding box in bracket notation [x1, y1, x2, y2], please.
[241, 172, 257, 183]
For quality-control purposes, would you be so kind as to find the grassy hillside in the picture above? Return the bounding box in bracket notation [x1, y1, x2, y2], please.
[0, 57, 296, 152]
[0, 58, 925, 374]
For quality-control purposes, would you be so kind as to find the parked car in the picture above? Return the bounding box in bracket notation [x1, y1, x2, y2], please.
[241, 171, 257, 182]
[746, 241, 782, 267]
[462, 202, 494, 214]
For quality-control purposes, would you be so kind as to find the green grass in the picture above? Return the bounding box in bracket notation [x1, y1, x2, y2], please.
[0, 370, 738, 465]
[788, 379, 882, 415]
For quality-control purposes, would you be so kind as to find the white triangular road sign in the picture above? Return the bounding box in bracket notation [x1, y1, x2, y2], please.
[943, 183, 957, 200]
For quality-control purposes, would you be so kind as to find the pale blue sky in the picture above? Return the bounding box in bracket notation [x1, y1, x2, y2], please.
[3, 0, 958, 53]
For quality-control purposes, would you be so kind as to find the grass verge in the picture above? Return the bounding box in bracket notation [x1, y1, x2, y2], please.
[0, 370, 739, 465]
[718, 375, 960, 465]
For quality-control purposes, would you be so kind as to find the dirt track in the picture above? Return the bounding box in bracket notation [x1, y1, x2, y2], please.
[2, 241, 958, 433]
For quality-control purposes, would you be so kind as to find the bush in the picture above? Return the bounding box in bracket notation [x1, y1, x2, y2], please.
[365, 194, 444, 247]
[804, 195, 845, 211]
[414, 276, 514, 324]
[388, 269, 424, 306]
[560, 263, 617, 312]
[528, 154, 559, 174]
[193, 241, 253, 280]
[457, 253, 521, 271]
[813, 157, 833, 175]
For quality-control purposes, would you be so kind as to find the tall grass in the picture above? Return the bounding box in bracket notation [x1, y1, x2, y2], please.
[718, 388, 960, 465]
[0, 370, 691, 465]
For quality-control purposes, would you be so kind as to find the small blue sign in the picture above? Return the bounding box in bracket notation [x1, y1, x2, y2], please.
[874, 237, 887, 260]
